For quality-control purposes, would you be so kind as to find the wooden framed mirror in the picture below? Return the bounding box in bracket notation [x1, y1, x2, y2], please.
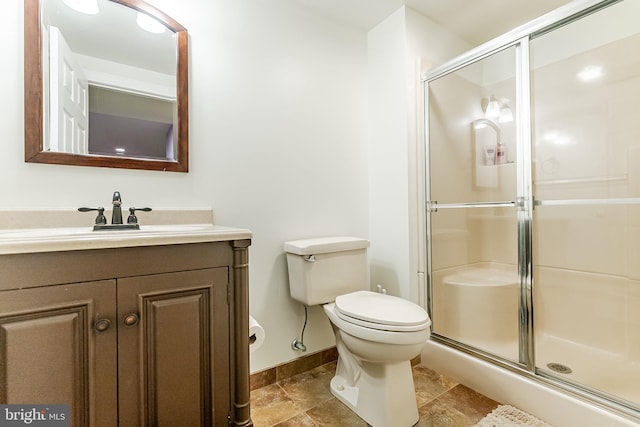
[24, 0, 189, 172]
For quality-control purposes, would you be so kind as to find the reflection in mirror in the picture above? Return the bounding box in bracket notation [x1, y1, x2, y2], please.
[89, 86, 175, 159]
[24, 0, 189, 172]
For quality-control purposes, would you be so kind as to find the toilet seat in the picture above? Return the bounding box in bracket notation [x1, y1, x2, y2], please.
[335, 291, 431, 332]
[324, 303, 430, 345]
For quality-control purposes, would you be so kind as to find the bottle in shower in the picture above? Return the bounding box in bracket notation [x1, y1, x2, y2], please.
[496, 143, 506, 164]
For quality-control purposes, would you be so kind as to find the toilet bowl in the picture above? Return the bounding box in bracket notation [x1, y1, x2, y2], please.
[323, 291, 430, 427]
[284, 237, 431, 427]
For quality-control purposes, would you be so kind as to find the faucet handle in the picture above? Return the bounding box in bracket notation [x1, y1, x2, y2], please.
[127, 207, 152, 224]
[78, 207, 107, 225]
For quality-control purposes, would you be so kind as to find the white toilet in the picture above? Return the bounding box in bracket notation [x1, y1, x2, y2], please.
[284, 237, 431, 427]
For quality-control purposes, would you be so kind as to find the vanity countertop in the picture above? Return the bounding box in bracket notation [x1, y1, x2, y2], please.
[0, 209, 252, 255]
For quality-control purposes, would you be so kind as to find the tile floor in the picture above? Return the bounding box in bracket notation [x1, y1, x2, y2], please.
[250, 361, 500, 426]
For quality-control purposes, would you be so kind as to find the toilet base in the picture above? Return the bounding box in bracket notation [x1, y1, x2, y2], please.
[329, 359, 419, 427]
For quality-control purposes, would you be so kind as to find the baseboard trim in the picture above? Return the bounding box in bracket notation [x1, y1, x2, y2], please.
[250, 347, 338, 391]
[250, 347, 422, 391]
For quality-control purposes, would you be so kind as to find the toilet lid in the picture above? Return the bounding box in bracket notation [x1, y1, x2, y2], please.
[334, 291, 430, 332]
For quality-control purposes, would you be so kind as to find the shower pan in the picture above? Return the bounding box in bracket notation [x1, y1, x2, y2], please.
[423, 0, 640, 423]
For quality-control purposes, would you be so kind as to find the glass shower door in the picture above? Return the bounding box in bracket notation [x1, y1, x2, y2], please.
[427, 46, 521, 362]
[530, 0, 640, 407]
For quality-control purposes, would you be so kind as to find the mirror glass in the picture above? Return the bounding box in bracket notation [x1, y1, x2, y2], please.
[24, 0, 189, 172]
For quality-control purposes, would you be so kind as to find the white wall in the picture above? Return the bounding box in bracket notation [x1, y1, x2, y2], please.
[367, 9, 410, 299]
[367, 7, 470, 303]
[4, 0, 368, 373]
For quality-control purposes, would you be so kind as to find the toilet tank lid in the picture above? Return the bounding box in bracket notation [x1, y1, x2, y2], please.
[284, 237, 369, 255]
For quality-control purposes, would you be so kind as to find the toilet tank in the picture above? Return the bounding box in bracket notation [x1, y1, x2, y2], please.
[284, 237, 370, 306]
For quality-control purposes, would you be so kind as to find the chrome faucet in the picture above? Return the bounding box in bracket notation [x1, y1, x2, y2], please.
[112, 191, 123, 225]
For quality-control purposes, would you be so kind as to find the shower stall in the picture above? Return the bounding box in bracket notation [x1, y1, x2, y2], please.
[423, 0, 640, 422]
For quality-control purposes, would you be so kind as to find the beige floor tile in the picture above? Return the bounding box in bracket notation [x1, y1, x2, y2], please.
[250, 362, 499, 427]
[272, 412, 318, 427]
[433, 384, 499, 423]
[279, 366, 335, 411]
[416, 399, 473, 427]
[250, 384, 301, 427]
[305, 398, 369, 427]
[322, 360, 337, 375]
[412, 364, 459, 407]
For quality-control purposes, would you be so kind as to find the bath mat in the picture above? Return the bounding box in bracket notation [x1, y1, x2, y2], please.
[475, 405, 553, 426]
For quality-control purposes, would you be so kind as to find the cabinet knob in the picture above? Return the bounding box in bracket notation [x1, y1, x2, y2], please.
[123, 313, 139, 327]
[94, 318, 112, 332]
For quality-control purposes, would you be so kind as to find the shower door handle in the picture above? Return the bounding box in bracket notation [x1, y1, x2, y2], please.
[430, 201, 515, 210]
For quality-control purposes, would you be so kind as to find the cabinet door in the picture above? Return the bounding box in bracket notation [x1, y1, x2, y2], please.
[117, 268, 229, 427]
[0, 280, 117, 427]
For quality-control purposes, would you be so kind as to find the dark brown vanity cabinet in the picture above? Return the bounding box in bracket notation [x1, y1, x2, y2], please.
[0, 240, 252, 427]
[118, 268, 229, 426]
[0, 279, 117, 426]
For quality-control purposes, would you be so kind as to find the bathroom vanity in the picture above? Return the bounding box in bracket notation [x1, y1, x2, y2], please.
[0, 210, 252, 426]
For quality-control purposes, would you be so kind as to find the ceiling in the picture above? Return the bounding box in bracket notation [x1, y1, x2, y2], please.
[294, 0, 572, 46]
